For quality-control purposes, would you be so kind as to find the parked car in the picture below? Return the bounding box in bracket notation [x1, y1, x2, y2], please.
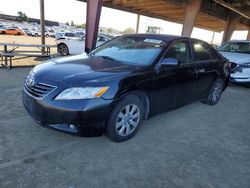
[57, 34, 113, 55]
[26, 30, 41, 37]
[55, 32, 80, 40]
[48, 31, 55, 38]
[0, 26, 6, 31]
[0, 28, 25, 35]
[75, 31, 85, 38]
[22, 34, 230, 142]
[218, 40, 250, 85]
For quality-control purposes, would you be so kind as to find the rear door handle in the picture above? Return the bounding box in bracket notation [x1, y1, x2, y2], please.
[198, 69, 206, 73]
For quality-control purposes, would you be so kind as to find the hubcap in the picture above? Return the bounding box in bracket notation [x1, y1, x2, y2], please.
[115, 104, 140, 136]
[59, 45, 68, 55]
[212, 81, 222, 102]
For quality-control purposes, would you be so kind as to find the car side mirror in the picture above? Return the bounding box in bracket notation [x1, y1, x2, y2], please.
[161, 58, 179, 67]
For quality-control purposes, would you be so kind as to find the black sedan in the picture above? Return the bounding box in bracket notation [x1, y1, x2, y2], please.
[22, 34, 230, 142]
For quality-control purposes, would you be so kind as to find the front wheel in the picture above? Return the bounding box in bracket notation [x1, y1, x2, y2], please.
[203, 79, 224, 105]
[58, 43, 69, 56]
[105, 96, 144, 142]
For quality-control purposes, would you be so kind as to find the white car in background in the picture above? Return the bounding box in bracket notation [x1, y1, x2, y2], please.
[56, 34, 113, 55]
[218, 40, 250, 86]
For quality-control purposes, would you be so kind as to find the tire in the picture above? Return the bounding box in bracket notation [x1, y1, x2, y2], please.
[203, 79, 224, 105]
[105, 96, 144, 142]
[35, 33, 38, 37]
[17, 32, 21, 36]
[58, 43, 69, 56]
[1, 31, 6, 35]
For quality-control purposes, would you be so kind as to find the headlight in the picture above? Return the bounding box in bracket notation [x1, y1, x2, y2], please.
[55, 87, 109, 100]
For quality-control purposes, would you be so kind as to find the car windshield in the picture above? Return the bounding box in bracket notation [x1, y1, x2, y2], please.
[92, 36, 166, 65]
[218, 42, 250, 54]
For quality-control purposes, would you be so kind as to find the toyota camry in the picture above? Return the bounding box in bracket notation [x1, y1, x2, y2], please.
[22, 34, 230, 142]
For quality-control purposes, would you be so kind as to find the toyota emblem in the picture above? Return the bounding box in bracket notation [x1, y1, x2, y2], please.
[27, 75, 35, 87]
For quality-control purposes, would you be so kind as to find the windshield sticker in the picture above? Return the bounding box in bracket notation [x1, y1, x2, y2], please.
[144, 39, 162, 44]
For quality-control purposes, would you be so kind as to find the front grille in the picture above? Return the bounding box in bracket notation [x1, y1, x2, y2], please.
[24, 82, 56, 99]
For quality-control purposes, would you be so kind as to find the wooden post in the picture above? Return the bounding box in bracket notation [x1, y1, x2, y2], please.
[136, 14, 140, 33]
[222, 12, 241, 43]
[181, 0, 203, 37]
[40, 0, 45, 53]
[85, 0, 103, 53]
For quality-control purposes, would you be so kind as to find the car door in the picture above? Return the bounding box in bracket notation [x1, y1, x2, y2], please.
[65, 33, 85, 54]
[8, 29, 14, 35]
[151, 40, 197, 114]
[191, 39, 218, 99]
[69, 38, 85, 55]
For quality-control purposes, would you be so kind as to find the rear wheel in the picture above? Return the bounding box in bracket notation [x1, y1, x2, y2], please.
[58, 43, 69, 56]
[1, 31, 6, 35]
[105, 96, 144, 142]
[203, 79, 224, 105]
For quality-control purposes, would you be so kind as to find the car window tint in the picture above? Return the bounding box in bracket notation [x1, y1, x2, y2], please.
[192, 41, 210, 61]
[164, 41, 191, 64]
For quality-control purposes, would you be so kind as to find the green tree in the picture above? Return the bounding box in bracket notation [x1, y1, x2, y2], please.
[70, 21, 75, 27]
[17, 11, 29, 22]
[122, 28, 135, 34]
[107, 28, 113, 33]
[66, 22, 70, 26]
[76, 24, 86, 29]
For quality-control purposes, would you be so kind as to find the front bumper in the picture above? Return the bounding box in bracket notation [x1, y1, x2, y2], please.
[22, 87, 114, 136]
[230, 68, 250, 84]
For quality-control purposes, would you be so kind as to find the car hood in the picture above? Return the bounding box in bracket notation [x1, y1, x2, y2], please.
[219, 52, 250, 64]
[32, 54, 139, 86]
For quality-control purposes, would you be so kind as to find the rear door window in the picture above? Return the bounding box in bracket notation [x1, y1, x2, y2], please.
[192, 41, 211, 61]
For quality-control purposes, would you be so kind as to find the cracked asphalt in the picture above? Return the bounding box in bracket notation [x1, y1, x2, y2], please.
[0, 68, 250, 188]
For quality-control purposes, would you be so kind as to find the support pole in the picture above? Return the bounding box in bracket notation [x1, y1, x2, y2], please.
[136, 14, 140, 34]
[247, 28, 250, 40]
[222, 12, 241, 43]
[211, 31, 215, 44]
[40, 0, 45, 53]
[85, 0, 103, 53]
[181, 0, 202, 37]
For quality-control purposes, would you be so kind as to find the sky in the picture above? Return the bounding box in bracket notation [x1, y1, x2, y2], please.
[1, 0, 248, 44]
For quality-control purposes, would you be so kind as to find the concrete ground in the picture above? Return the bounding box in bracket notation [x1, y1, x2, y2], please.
[0, 67, 249, 188]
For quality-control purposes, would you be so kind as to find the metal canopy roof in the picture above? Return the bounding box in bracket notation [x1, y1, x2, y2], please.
[79, 0, 250, 32]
